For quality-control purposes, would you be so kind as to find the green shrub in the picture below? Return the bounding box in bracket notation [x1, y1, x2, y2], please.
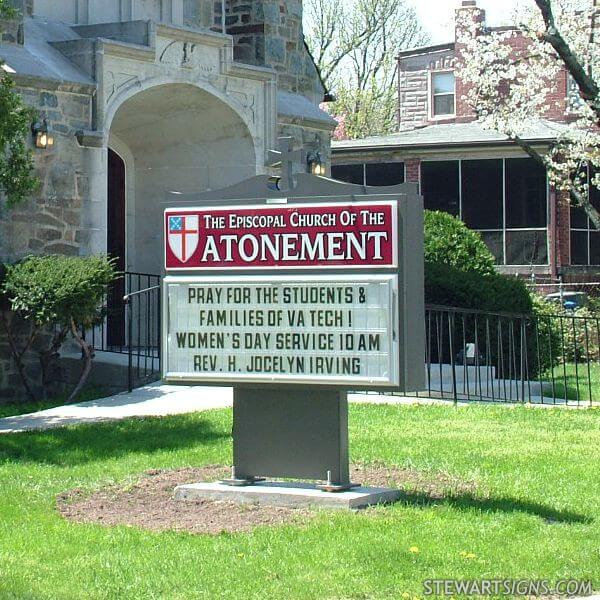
[423, 210, 531, 313]
[1, 254, 117, 401]
[3, 254, 116, 327]
[530, 294, 561, 374]
[424, 210, 496, 276]
[557, 307, 599, 363]
[0, 262, 8, 311]
[587, 295, 600, 315]
[422, 212, 560, 376]
[425, 262, 532, 314]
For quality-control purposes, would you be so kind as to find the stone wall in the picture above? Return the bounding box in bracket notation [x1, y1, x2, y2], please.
[277, 120, 331, 170]
[224, 0, 322, 102]
[183, 0, 215, 29]
[0, 85, 93, 263]
[0, 312, 62, 403]
[0, 0, 25, 44]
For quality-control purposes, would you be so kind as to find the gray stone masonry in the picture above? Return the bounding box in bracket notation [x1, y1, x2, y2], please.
[398, 48, 456, 130]
[0, 86, 93, 262]
[224, 0, 323, 101]
[0, 312, 64, 403]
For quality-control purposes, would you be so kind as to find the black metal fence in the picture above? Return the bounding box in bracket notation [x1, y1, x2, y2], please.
[414, 305, 599, 406]
[84, 272, 161, 390]
[85, 274, 599, 405]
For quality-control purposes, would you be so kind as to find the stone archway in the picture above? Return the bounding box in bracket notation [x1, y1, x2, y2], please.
[108, 82, 257, 275]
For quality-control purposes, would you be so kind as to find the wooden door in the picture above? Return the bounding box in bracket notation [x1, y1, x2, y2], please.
[107, 148, 126, 347]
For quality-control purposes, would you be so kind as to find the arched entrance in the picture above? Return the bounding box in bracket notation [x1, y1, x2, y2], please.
[104, 82, 257, 347]
[107, 82, 257, 275]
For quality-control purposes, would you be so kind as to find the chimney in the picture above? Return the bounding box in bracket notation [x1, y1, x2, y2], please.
[454, 1, 486, 122]
[455, 0, 486, 43]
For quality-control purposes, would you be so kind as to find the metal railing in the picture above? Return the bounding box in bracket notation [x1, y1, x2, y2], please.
[411, 305, 600, 406]
[123, 283, 161, 392]
[83, 272, 162, 391]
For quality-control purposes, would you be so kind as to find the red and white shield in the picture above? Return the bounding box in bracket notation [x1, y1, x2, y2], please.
[168, 215, 199, 263]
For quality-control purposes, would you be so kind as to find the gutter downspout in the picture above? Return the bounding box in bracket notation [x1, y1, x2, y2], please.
[549, 186, 558, 280]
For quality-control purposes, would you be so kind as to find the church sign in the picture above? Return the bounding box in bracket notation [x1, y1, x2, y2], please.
[164, 202, 397, 271]
[163, 199, 405, 387]
[161, 171, 424, 489]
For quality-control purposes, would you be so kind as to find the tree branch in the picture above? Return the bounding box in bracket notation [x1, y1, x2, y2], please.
[0, 312, 38, 402]
[512, 135, 600, 230]
[533, 0, 600, 114]
[68, 318, 93, 402]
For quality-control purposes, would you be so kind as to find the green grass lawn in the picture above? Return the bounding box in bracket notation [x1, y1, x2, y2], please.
[545, 363, 600, 404]
[0, 404, 598, 599]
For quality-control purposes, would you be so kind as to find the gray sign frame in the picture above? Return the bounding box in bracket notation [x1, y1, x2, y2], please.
[161, 174, 424, 486]
[162, 176, 425, 393]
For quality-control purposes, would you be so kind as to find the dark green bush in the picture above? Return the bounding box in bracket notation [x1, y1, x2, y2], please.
[0, 262, 8, 311]
[1, 254, 117, 402]
[424, 210, 496, 276]
[3, 254, 116, 327]
[425, 262, 532, 314]
[422, 212, 559, 375]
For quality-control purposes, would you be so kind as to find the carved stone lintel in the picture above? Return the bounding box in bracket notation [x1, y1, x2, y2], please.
[75, 130, 104, 148]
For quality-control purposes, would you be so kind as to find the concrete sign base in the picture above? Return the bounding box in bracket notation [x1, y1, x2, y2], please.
[174, 481, 402, 510]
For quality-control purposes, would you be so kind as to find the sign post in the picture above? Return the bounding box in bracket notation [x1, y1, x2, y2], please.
[164, 172, 424, 504]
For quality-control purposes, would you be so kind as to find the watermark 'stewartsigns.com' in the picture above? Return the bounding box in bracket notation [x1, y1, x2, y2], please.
[423, 578, 594, 597]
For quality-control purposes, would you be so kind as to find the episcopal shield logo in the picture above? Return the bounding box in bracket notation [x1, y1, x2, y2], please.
[168, 215, 199, 263]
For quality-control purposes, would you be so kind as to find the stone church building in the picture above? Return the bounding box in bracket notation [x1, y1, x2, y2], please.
[0, 0, 335, 399]
[0, 0, 334, 274]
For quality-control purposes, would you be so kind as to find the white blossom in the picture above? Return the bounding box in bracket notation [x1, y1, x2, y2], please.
[458, 0, 600, 228]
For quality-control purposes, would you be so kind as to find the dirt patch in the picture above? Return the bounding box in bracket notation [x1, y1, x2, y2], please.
[57, 466, 309, 535]
[57, 464, 478, 535]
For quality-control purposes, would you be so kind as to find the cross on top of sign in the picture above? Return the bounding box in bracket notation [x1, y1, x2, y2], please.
[266, 137, 307, 191]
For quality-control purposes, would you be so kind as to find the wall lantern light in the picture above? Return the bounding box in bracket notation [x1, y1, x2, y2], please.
[32, 118, 54, 149]
[307, 151, 325, 176]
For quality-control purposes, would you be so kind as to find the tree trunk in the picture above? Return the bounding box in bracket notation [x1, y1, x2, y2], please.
[0, 312, 39, 402]
[39, 325, 69, 401]
[67, 318, 93, 403]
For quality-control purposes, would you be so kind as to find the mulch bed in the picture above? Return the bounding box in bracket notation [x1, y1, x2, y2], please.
[56, 464, 477, 536]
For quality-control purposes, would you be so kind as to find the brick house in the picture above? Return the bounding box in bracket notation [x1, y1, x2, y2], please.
[331, 0, 599, 281]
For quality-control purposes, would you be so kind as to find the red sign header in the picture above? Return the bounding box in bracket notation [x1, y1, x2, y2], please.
[164, 201, 398, 271]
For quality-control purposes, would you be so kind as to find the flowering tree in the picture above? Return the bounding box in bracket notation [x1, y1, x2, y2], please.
[305, 0, 427, 139]
[0, 0, 38, 208]
[458, 0, 600, 229]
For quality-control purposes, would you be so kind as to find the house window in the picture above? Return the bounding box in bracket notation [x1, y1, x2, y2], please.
[567, 74, 586, 111]
[365, 162, 405, 186]
[431, 72, 455, 117]
[505, 158, 547, 229]
[331, 163, 364, 185]
[570, 166, 600, 265]
[462, 159, 503, 230]
[461, 159, 504, 263]
[332, 162, 405, 186]
[421, 161, 460, 216]
[421, 157, 549, 266]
